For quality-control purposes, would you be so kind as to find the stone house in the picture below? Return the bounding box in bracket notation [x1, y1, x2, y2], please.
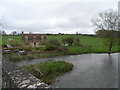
[22, 34, 47, 47]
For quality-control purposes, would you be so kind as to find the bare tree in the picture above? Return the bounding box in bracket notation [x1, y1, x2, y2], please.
[92, 9, 119, 31]
[91, 9, 119, 54]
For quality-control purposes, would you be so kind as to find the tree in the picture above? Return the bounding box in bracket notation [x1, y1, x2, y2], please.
[92, 9, 119, 54]
[62, 37, 74, 46]
[11, 31, 17, 35]
[73, 38, 80, 46]
[49, 40, 60, 46]
[45, 43, 57, 51]
[2, 30, 6, 35]
[92, 9, 118, 31]
[21, 31, 24, 34]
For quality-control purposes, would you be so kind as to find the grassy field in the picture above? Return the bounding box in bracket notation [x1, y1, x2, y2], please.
[2, 35, 104, 46]
[2, 35, 22, 45]
[2, 35, 120, 53]
[22, 61, 73, 84]
[2, 35, 106, 46]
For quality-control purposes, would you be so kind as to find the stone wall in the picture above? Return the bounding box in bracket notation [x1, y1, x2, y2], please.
[2, 57, 52, 89]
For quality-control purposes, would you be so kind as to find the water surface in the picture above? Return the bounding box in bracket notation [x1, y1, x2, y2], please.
[15, 53, 118, 88]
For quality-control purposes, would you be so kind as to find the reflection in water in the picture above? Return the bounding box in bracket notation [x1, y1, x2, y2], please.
[15, 53, 118, 88]
[108, 54, 113, 64]
[50, 53, 118, 88]
[94, 54, 118, 88]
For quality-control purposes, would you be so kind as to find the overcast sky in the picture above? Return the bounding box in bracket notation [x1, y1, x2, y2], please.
[0, 0, 119, 34]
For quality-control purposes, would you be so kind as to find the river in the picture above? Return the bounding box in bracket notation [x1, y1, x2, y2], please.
[15, 53, 119, 88]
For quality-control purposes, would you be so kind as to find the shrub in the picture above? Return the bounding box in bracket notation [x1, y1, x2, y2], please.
[48, 40, 60, 46]
[57, 46, 68, 52]
[45, 43, 57, 51]
[62, 37, 74, 46]
[73, 38, 80, 46]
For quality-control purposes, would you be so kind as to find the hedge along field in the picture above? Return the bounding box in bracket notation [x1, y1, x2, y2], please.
[2, 35, 120, 53]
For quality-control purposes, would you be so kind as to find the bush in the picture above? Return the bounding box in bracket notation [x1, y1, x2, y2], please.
[57, 46, 68, 52]
[45, 43, 57, 51]
[73, 38, 80, 46]
[48, 40, 60, 46]
[62, 37, 74, 46]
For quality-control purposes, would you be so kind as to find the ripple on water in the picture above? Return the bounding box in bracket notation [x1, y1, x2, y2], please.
[15, 53, 119, 88]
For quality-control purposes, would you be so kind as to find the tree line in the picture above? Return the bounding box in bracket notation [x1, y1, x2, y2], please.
[1, 31, 24, 36]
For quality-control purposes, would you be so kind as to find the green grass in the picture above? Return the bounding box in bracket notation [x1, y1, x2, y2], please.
[2, 35, 120, 56]
[66, 46, 92, 54]
[4, 52, 64, 62]
[2, 35, 103, 46]
[47, 35, 104, 46]
[2, 35, 21, 45]
[22, 61, 73, 84]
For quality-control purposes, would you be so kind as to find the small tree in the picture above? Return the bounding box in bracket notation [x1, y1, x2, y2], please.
[45, 43, 57, 51]
[73, 38, 80, 46]
[11, 31, 17, 35]
[92, 9, 119, 54]
[48, 40, 60, 46]
[63, 37, 74, 46]
[21, 31, 24, 34]
[2, 30, 6, 35]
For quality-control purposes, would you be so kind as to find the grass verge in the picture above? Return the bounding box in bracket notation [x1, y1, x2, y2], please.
[22, 61, 73, 84]
[4, 52, 64, 62]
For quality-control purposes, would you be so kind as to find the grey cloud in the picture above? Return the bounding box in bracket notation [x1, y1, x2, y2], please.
[0, 1, 117, 34]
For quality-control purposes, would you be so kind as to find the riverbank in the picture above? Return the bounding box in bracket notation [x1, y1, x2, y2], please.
[3, 52, 65, 62]
[2, 35, 120, 62]
[3, 46, 119, 62]
[15, 53, 118, 88]
[3, 47, 120, 62]
[22, 61, 73, 84]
